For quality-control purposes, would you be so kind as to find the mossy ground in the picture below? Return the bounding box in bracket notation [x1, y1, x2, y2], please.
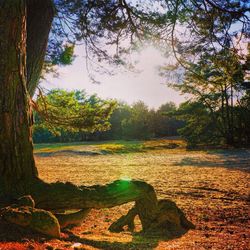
[0, 139, 249, 249]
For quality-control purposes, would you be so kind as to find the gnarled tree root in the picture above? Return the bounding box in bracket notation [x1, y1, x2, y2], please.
[1, 179, 195, 238]
[54, 209, 90, 229]
[0, 196, 60, 238]
[109, 199, 195, 237]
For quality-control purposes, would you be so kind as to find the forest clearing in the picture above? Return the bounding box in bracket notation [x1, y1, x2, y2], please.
[1, 140, 249, 250]
[1, 1, 250, 249]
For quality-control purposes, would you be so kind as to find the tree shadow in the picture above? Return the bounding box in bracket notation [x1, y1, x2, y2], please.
[64, 229, 189, 250]
[0, 218, 190, 250]
[0, 218, 42, 242]
[175, 148, 250, 172]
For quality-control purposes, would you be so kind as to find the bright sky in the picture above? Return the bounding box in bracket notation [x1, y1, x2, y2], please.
[41, 46, 186, 109]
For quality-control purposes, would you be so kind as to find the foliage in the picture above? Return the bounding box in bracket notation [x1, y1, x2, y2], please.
[44, 1, 249, 76]
[104, 102, 132, 140]
[34, 139, 185, 155]
[170, 48, 250, 146]
[51, 44, 75, 66]
[36, 0, 250, 145]
[153, 102, 183, 138]
[34, 89, 117, 136]
[173, 101, 221, 148]
[121, 101, 151, 139]
[33, 96, 183, 143]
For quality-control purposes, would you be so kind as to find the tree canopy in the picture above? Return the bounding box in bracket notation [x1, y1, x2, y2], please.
[35, 89, 116, 135]
[169, 46, 250, 146]
[44, 0, 250, 85]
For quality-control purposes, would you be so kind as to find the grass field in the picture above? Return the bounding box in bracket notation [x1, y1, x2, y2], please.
[1, 139, 249, 249]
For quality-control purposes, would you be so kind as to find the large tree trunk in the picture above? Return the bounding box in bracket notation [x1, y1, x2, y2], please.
[0, 0, 38, 196]
[0, 0, 54, 196]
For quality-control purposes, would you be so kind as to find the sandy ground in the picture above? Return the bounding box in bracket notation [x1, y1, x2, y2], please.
[0, 141, 249, 249]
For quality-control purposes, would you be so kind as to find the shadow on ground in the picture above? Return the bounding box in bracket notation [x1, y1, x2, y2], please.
[0, 217, 190, 250]
[175, 149, 250, 172]
[64, 229, 189, 250]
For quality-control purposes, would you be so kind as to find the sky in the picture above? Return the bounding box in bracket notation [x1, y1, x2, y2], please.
[41, 46, 186, 109]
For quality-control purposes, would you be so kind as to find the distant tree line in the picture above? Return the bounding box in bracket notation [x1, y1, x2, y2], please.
[34, 61, 250, 148]
[34, 43, 250, 147]
[100, 101, 183, 141]
[33, 90, 183, 143]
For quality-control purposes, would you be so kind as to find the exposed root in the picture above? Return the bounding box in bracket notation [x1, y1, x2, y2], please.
[0, 180, 195, 239]
[109, 199, 195, 237]
[54, 209, 90, 228]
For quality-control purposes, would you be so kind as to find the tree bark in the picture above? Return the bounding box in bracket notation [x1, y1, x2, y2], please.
[30, 179, 158, 220]
[26, 0, 54, 97]
[0, 0, 38, 196]
[224, 85, 234, 145]
[2, 179, 194, 237]
[0, 0, 54, 196]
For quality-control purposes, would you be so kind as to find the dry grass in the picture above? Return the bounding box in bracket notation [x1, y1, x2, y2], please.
[1, 140, 249, 249]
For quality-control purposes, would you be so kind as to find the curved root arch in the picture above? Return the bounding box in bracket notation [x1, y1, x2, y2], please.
[1, 179, 195, 238]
